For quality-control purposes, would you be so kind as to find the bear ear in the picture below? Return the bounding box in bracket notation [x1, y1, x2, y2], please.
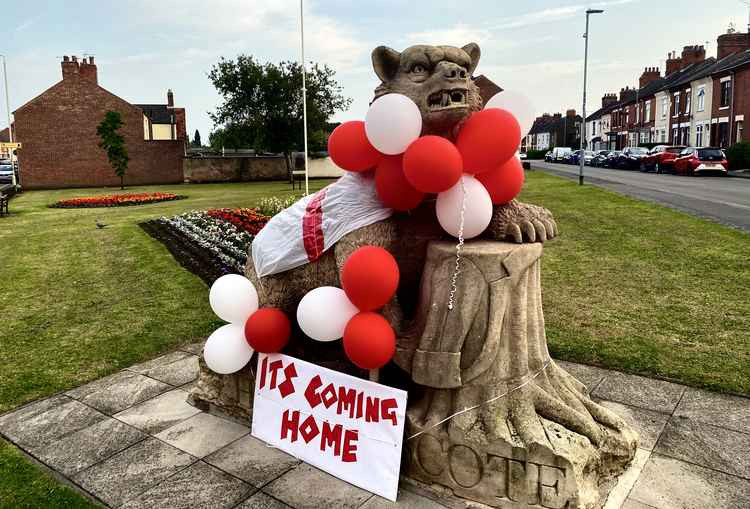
[372, 46, 401, 82]
[461, 43, 481, 75]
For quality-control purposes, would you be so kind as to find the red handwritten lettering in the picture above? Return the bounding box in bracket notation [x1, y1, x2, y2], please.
[320, 421, 343, 456]
[337, 387, 356, 418]
[381, 398, 398, 426]
[304, 375, 322, 408]
[342, 429, 358, 462]
[365, 396, 380, 422]
[269, 360, 284, 389]
[278, 363, 298, 398]
[259, 355, 268, 389]
[299, 414, 320, 443]
[280, 409, 300, 442]
[321, 383, 337, 408]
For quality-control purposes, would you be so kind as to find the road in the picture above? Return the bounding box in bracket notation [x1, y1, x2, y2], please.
[531, 161, 750, 233]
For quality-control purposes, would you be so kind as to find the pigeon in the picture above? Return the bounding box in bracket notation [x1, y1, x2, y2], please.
[96, 220, 108, 229]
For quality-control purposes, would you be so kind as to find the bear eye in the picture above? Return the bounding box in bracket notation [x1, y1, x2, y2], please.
[411, 64, 426, 73]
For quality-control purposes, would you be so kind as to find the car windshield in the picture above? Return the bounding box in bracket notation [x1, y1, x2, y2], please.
[0, 165, 13, 172]
[609, 152, 621, 156]
[697, 148, 724, 160]
[630, 147, 648, 154]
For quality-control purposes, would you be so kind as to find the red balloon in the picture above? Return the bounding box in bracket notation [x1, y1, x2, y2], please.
[341, 246, 399, 311]
[343, 312, 396, 370]
[402, 136, 463, 194]
[477, 156, 525, 204]
[375, 155, 424, 211]
[328, 121, 382, 172]
[244, 308, 291, 353]
[456, 109, 521, 174]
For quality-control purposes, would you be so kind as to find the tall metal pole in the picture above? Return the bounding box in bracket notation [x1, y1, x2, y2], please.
[579, 14, 590, 186]
[1, 55, 16, 188]
[299, 0, 309, 196]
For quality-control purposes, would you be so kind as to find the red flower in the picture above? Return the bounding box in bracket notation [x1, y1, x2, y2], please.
[206, 208, 270, 234]
[54, 192, 180, 208]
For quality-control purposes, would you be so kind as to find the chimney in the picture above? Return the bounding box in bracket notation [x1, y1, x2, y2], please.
[79, 56, 98, 85]
[717, 31, 750, 59]
[619, 86, 637, 103]
[639, 67, 661, 88]
[167, 89, 174, 108]
[602, 92, 618, 108]
[565, 109, 576, 117]
[61, 55, 80, 80]
[665, 51, 682, 76]
[680, 45, 706, 67]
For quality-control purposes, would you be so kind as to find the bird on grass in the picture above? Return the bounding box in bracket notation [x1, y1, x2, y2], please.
[96, 219, 108, 229]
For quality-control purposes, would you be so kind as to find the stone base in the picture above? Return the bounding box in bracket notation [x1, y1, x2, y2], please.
[188, 357, 253, 421]
[404, 421, 629, 509]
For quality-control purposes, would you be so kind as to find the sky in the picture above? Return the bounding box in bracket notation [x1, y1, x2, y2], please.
[2, 0, 749, 140]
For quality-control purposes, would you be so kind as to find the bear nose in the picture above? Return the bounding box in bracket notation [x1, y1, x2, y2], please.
[438, 62, 467, 80]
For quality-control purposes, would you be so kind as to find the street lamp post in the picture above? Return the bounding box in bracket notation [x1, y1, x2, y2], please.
[580, 8, 604, 186]
[0, 55, 16, 188]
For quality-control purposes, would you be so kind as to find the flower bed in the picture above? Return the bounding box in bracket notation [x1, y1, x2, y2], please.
[141, 208, 270, 284]
[52, 192, 186, 208]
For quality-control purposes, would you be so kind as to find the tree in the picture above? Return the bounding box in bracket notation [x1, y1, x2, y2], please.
[207, 55, 352, 170]
[96, 111, 129, 190]
[193, 129, 202, 147]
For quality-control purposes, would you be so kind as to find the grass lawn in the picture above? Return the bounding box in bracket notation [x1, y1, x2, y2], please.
[0, 172, 748, 507]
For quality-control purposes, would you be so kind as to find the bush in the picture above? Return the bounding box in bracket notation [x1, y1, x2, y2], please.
[725, 142, 750, 171]
[256, 194, 301, 216]
[525, 149, 548, 160]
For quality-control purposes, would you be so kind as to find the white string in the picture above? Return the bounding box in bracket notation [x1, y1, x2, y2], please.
[406, 360, 552, 440]
[447, 178, 467, 311]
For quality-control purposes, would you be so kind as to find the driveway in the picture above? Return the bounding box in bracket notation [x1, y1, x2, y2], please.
[532, 161, 750, 233]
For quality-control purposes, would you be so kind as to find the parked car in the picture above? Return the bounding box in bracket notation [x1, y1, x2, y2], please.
[518, 152, 527, 160]
[591, 150, 611, 167]
[0, 163, 13, 182]
[673, 147, 728, 176]
[544, 150, 553, 162]
[602, 151, 622, 167]
[550, 147, 572, 162]
[640, 145, 686, 173]
[563, 149, 580, 164]
[613, 146, 649, 170]
[571, 150, 596, 165]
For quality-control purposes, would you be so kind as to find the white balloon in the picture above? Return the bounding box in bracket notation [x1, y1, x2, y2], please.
[485, 90, 536, 138]
[209, 274, 259, 324]
[365, 93, 422, 155]
[297, 286, 359, 342]
[204, 323, 254, 374]
[436, 175, 493, 239]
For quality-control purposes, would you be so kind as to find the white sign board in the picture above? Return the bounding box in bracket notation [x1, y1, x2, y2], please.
[251, 353, 407, 501]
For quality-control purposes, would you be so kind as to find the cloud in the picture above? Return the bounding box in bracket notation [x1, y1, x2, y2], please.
[14, 15, 42, 33]
[489, 0, 638, 30]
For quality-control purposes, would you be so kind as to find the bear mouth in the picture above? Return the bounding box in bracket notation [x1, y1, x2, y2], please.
[427, 89, 468, 111]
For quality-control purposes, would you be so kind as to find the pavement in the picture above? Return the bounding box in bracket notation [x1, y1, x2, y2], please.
[1, 345, 749, 508]
[531, 161, 750, 233]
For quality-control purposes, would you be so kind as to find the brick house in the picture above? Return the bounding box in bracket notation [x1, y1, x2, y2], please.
[585, 93, 617, 150]
[13, 56, 187, 189]
[666, 59, 716, 145]
[710, 37, 750, 147]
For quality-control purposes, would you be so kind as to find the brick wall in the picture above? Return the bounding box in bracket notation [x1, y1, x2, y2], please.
[183, 156, 288, 183]
[14, 73, 184, 189]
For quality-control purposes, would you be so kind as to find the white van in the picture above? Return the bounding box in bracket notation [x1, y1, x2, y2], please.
[551, 147, 572, 162]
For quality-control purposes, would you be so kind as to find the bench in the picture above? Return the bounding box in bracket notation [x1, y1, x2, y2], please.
[291, 170, 306, 190]
[0, 194, 8, 217]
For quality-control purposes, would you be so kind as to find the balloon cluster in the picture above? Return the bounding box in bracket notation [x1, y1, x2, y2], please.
[328, 91, 532, 239]
[204, 274, 291, 374]
[297, 246, 399, 370]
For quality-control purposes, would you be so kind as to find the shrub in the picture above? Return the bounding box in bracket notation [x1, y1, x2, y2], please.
[525, 149, 548, 160]
[725, 142, 750, 171]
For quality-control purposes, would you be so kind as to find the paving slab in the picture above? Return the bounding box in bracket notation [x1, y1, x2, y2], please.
[66, 370, 172, 415]
[595, 400, 669, 451]
[155, 412, 249, 458]
[144, 355, 199, 387]
[35, 418, 146, 476]
[361, 489, 449, 508]
[127, 351, 194, 374]
[120, 461, 253, 509]
[555, 360, 609, 393]
[263, 463, 373, 509]
[114, 389, 201, 434]
[73, 438, 196, 507]
[179, 342, 204, 356]
[237, 491, 293, 509]
[621, 499, 657, 509]
[205, 435, 299, 487]
[674, 387, 750, 434]
[629, 453, 750, 509]
[0, 396, 106, 450]
[654, 416, 750, 479]
[591, 370, 685, 414]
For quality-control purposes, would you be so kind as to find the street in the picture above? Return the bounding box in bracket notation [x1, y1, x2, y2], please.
[532, 161, 750, 233]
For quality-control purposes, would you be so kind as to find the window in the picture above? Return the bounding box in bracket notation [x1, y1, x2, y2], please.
[696, 124, 703, 147]
[672, 127, 678, 143]
[660, 129, 666, 142]
[720, 80, 732, 108]
[626, 109, 629, 125]
[717, 122, 729, 148]
[661, 97, 668, 119]
[697, 87, 705, 112]
[673, 93, 680, 117]
[645, 101, 651, 122]
[738, 121, 744, 143]
[685, 91, 691, 114]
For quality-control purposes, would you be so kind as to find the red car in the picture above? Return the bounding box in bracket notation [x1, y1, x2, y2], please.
[673, 147, 728, 176]
[640, 145, 686, 173]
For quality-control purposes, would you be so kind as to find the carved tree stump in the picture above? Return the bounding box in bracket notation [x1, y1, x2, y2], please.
[396, 241, 637, 508]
